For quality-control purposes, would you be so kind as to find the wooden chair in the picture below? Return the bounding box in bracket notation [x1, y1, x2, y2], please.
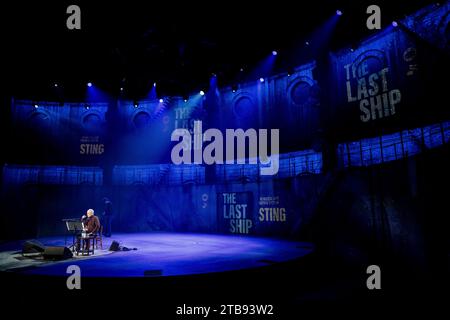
[95, 226, 103, 250]
[77, 235, 95, 256]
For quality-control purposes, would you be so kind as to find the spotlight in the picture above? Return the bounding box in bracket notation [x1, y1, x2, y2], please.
[336, 10, 342, 16]
[259, 77, 265, 83]
[84, 104, 90, 110]
[272, 50, 278, 56]
[54, 83, 58, 88]
[120, 87, 124, 92]
[392, 21, 398, 27]
[350, 48, 355, 52]
[34, 104, 39, 109]
[153, 82, 157, 87]
[199, 90, 205, 96]
[133, 101, 139, 108]
[231, 84, 238, 93]
[87, 82, 92, 87]
[159, 98, 164, 103]
[305, 41, 310, 46]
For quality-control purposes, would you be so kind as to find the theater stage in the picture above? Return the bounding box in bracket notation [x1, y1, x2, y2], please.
[0, 233, 313, 278]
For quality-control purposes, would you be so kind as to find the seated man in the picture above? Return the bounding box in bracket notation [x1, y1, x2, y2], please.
[77, 209, 101, 252]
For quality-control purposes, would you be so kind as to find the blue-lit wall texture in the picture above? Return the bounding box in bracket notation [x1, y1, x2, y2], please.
[328, 3, 449, 140]
[337, 121, 450, 167]
[2, 150, 323, 238]
[9, 62, 320, 164]
[1, 3, 449, 242]
[10, 100, 109, 165]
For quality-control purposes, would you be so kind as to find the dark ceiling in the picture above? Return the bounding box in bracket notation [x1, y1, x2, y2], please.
[3, 0, 436, 100]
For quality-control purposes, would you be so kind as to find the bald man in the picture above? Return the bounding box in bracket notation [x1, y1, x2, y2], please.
[82, 209, 100, 235]
[77, 209, 101, 253]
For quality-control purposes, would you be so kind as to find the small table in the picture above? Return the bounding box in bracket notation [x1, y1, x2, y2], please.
[76, 235, 96, 256]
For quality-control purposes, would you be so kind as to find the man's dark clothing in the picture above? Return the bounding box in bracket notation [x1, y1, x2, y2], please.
[85, 215, 101, 234]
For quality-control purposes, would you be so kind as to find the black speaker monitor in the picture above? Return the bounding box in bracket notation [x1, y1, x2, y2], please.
[22, 239, 46, 256]
[109, 240, 120, 251]
[43, 246, 73, 260]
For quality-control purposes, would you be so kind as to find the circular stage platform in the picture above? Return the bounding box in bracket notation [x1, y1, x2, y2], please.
[0, 233, 313, 278]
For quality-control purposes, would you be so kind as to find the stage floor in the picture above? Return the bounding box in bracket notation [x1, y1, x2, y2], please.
[0, 233, 313, 277]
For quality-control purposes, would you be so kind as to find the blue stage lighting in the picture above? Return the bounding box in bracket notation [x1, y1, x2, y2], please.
[159, 98, 164, 103]
[34, 104, 39, 108]
[272, 50, 278, 56]
[392, 21, 398, 27]
[336, 10, 343, 16]
[153, 82, 157, 87]
[199, 90, 205, 96]
[259, 77, 265, 83]
[87, 82, 93, 87]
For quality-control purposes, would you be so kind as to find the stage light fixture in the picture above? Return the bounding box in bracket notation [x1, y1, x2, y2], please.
[159, 98, 164, 103]
[305, 41, 310, 46]
[392, 21, 398, 27]
[87, 82, 93, 87]
[153, 82, 157, 87]
[336, 10, 342, 16]
[272, 50, 278, 56]
[34, 104, 39, 109]
[200, 90, 205, 96]
[84, 104, 90, 110]
[133, 101, 139, 108]
[120, 87, 124, 92]
[259, 77, 265, 83]
[54, 83, 58, 88]
[231, 84, 238, 93]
